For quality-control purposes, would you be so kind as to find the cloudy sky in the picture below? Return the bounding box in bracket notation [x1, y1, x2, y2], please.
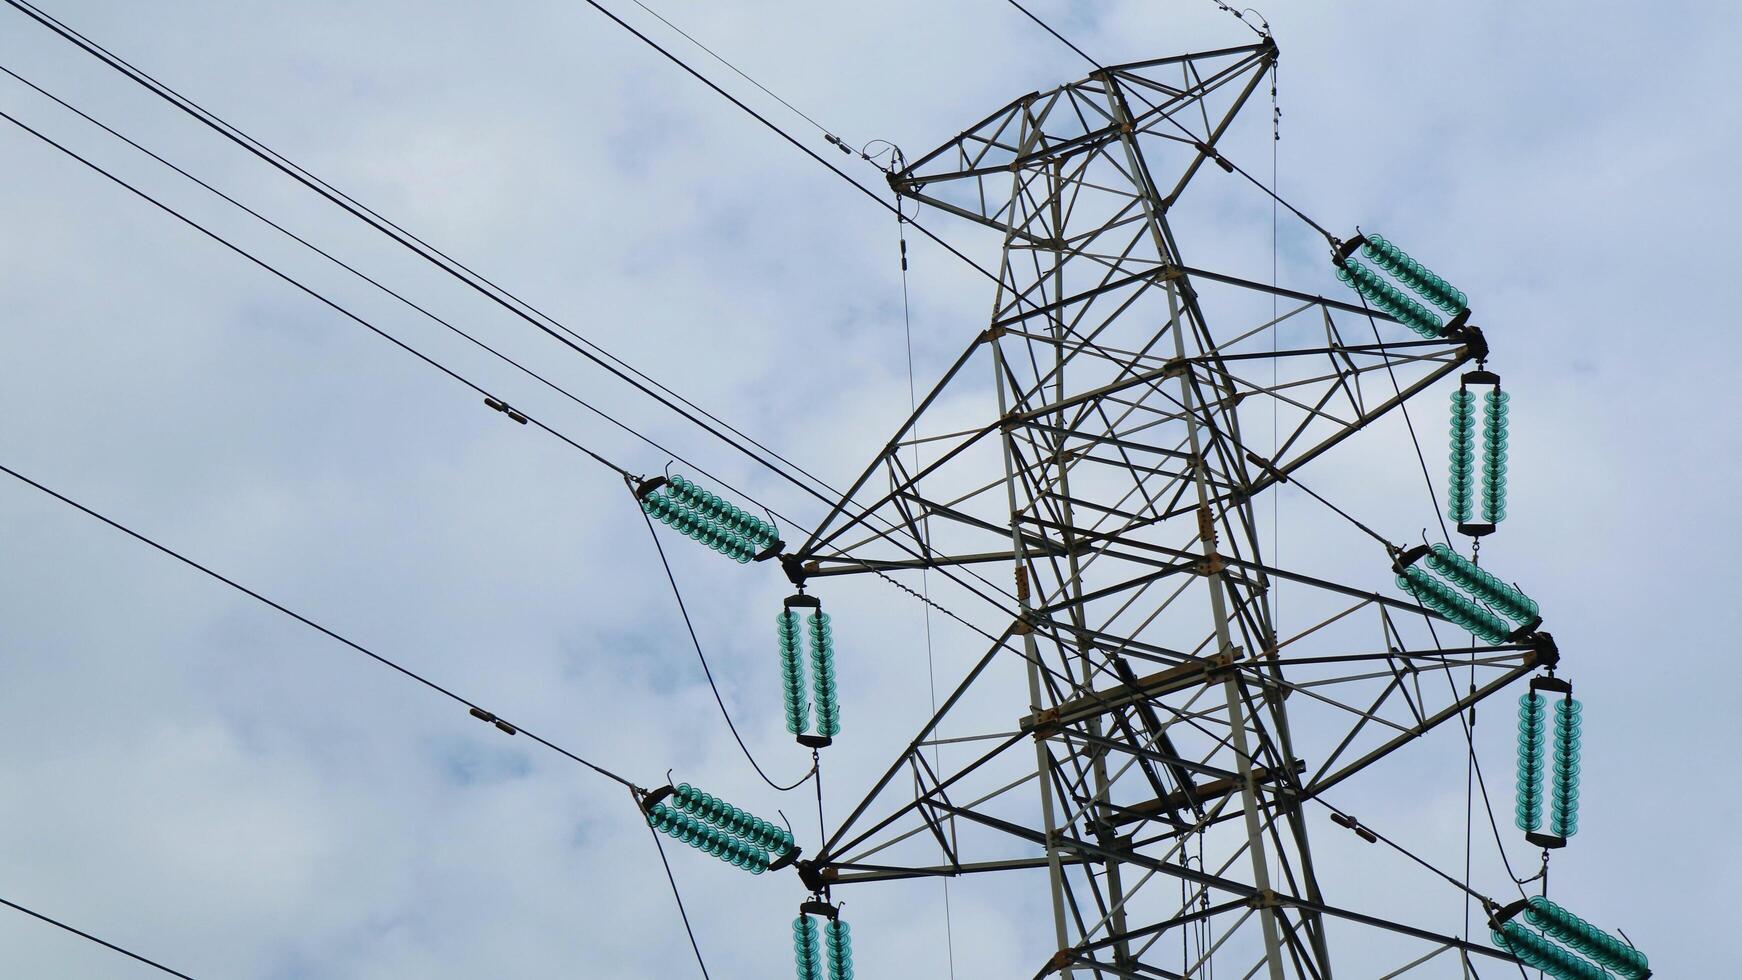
[1, 0, 1736, 976]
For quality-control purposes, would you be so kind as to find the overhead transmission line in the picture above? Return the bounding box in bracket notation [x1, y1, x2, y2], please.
[0, 458, 642, 787]
[0, 458, 747, 973]
[0, 894, 202, 980]
[0, 0, 1046, 625]
[0, 76, 1054, 848]
[0, 106, 629, 481]
[0, 92, 820, 790]
[0, 69, 1019, 652]
[619, 0, 854, 152]
[0, 93, 1108, 809]
[0, 60, 796, 560]
[0, 0, 1016, 493]
[11, 0, 1297, 856]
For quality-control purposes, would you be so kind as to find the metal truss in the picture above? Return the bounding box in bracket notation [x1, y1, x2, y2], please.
[789, 40, 1544, 977]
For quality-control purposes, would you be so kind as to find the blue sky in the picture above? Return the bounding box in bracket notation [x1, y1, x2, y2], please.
[1, 0, 1736, 976]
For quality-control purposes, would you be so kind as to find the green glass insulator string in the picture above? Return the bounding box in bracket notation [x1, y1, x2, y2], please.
[1516, 692, 1546, 832]
[1397, 566, 1511, 643]
[642, 473, 780, 562]
[646, 802, 772, 874]
[1492, 922, 1614, 980]
[1336, 257, 1444, 338]
[808, 613, 840, 737]
[1483, 389, 1510, 524]
[1362, 233, 1468, 313]
[777, 610, 810, 735]
[670, 783, 797, 854]
[793, 915, 824, 980]
[1551, 698, 1582, 838]
[1423, 543, 1539, 624]
[642, 488, 757, 562]
[667, 474, 779, 549]
[1448, 388, 1476, 524]
[1522, 897, 1648, 979]
[823, 919, 854, 980]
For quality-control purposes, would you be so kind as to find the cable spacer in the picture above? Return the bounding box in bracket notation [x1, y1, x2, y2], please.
[482, 396, 528, 424]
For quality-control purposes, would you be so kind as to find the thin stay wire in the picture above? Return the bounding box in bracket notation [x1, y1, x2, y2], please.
[895, 196, 958, 980]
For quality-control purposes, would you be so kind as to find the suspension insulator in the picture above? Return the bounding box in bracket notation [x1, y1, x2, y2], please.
[778, 610, 810, 735]
[1448, 389, 1477, 524]
[646, 802, 772, 873]
[1396, 565, 1511, 643]
[669, 782, 797, 856]
[1423, 543, 1540, 626]
[1336, 258, 1445, 339]
[1550, 698, 1582, 839]
[823, 919, 854, 980]
[640, 473, 780, 563]
[1483, 389, 1510, 525]
[666, 474, 780, 549]
[1521, 897, 1648, 979]
[793, 915, 824, 980]
[1492, 921, 1614, 980]
[1362, 233, 1468, 314]
[809, 613, 841, 738]
[1516, 692, 1546, 832]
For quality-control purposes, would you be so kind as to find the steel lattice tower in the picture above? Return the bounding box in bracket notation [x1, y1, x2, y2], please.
[787, 39, 1553, 977]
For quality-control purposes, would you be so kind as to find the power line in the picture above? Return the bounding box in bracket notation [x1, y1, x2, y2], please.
[0, 895, 201, 980]
[0, 59, 819, 572]
[0, 457, 640, 792]
[0, 0, 1038, 624]
[0, 107, 634, 481]
[621, 0, 848, 148]
[0, 0, 1016, 502]
[0, 70, 1022, 704]
[0, 78, 1007, 854]
[1, 452, 736, 972]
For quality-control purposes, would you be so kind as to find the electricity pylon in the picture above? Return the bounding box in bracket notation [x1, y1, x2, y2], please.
[788, 39, 1553, 977]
